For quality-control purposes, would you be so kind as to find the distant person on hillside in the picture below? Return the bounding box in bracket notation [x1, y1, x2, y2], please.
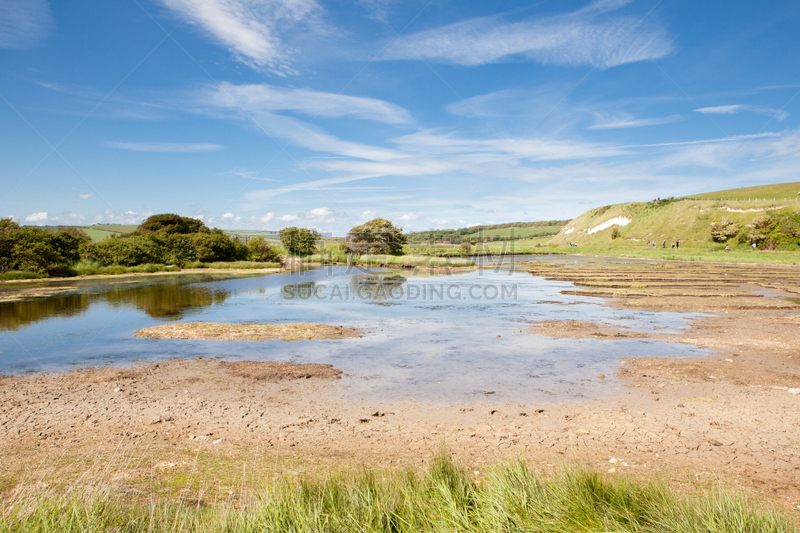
[752, 242, 756, 251]
[662, 240, 666, 249]
[671, 242, 674, 248]
[676, 241, 680, 249]
[725, 245, 730, 252]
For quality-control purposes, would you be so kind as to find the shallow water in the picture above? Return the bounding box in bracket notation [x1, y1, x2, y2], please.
[0, 264, 709, 403]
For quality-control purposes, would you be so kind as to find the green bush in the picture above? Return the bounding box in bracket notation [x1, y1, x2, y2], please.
[138, 213, 209, 235]
[709, 218, 740, 242]
[748, 210, 800, 249]
[246, 236, 280, 262]
[0, 218, 89, 276]
[85, 235, 164, 266]
[279, 227, 321, 256]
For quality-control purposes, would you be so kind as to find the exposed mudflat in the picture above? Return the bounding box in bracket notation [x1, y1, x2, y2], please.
[134, 322, 363, 341]
[1, 259, 799, 512]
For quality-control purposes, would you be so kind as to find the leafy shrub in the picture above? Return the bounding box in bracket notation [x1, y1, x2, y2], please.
[611, 227, 619, 239]
[0, 218, 89, 275]
[709, 218, 740, 242]
[85, 235, 164, 266]
[747, 210, 800, 249]
[246, 236, 280, 262]
[345, 218, 407, 255]
[138, 213, 209, 235]
[280, 227, 322, 256]
[191, 232, 243, 262]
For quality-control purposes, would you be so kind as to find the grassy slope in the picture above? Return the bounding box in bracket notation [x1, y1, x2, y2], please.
[686, 182, 800, 200]
[549, 182, 800, 252]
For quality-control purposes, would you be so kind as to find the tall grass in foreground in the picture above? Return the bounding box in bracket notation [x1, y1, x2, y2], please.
[2, 454, 795, 532]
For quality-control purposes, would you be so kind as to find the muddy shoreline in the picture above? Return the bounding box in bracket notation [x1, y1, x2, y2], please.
[1, 260, 799, 512]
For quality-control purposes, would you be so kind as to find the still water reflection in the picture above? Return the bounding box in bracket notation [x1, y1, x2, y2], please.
[0, 276, 231, 330]
[0, 266, 709, 403]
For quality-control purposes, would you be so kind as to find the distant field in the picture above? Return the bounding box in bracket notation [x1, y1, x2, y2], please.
[223, 230, 281, 241]
[684, 181, 800, 201]
[464, 226, 562, 239]
[55, 224, 139, 241]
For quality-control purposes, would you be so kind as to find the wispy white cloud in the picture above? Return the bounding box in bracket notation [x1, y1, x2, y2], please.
[203, 82, 412, 124]
[244, 175, 381, 204]
[103, 141, 225, 153]
[0, 0, 53, 49]
[391, 130, 629, 161]
[78, 193, 95, 199]
[195, 83, 407, 161]
[216, 168, 276, 181]
[694, 104, 788, 121]
[356, 0, 395, 21]
[159, 0, 323, 74]
[381, 0, 672, 68]
[694, 105, 744, 115]
[587, 113, 681, 130]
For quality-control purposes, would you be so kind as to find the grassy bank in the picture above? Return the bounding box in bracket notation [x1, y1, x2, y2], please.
[184, 261, 281, 270]
[2, 453, 794, 532]
[544, 245, 800, 265]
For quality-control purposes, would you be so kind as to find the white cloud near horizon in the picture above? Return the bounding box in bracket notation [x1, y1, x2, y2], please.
[103, 141, 225, 152]
[20, 209, 154, 226]
[0, 0, 53, 49]
[381, 0, 673, 68]
[159, 0, 322, 74]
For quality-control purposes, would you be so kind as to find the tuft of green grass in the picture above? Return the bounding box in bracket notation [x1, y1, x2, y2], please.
[1, 453, 795, 533]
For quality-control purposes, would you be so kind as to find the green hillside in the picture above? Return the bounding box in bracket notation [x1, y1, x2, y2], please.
[407, 221, 566, 243]
[462, 225, 562, 240]
[550, 182, 800, 252]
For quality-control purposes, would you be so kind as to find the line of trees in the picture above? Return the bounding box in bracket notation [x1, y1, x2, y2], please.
[1, 214, 282, 276]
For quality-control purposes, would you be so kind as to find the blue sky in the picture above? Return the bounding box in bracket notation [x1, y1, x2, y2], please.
[1, 0, 799, 235]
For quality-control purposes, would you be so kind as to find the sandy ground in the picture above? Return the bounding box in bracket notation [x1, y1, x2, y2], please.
[134, 322, 364, 341]
[1, 260, 799, 512]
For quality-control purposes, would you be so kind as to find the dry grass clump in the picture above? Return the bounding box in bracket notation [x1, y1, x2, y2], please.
[218, 360, 341, 381]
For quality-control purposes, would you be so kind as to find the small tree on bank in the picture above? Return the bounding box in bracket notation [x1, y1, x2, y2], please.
[345, 218, 407, 255]
[279, 227, 321, 256]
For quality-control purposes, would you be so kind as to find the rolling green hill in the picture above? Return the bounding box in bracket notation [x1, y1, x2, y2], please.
[684, 182, 800, 201]
[550, 182, 800, 251]
[407, 221, 566, 243]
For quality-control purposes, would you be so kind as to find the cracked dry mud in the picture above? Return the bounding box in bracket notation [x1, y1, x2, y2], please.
[1, 260, 799, 512]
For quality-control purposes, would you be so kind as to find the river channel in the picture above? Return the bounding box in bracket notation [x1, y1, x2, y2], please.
[0, 261, 709, 403]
